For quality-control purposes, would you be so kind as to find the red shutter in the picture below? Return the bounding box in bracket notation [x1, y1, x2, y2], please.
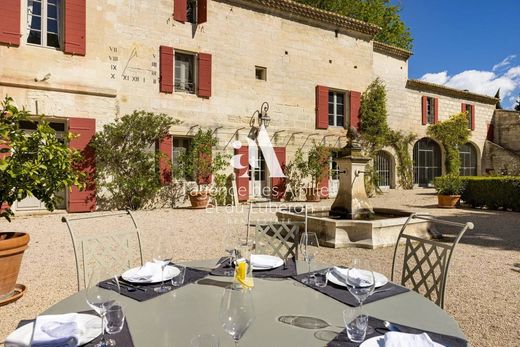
[461, 103, 466, 113]
[174, 0, 187, 23]
[470, 105, 476, 131]
[315, 86, 329, 129]
[421, 96, 428, 125]
[197, 53, 212, 98]
[64, 0, 86, 56]
[0, 0, 21, 46]
[68, 117, 96, 213]
[235, 146, 249, 202]
[160, 46, 174, 94]
[271, 147, 286, 201]
[433, 98, 439, 124]
[197, 151, 212, 185]
[350, 91, 361, 131]
[157, 135, 173, 185]
[487, 124, 494, 142]
[198, 0, 208, 24]
[318, 175, 329, 199]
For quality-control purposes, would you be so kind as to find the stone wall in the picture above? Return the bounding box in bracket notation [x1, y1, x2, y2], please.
[482, 110, 520, 175]
[494, 110, 520, 152]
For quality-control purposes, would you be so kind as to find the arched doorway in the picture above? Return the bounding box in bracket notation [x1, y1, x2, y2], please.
[459, 143, 477, 176]
[375, 151, 393, 188]
[413, 138, 442, 186]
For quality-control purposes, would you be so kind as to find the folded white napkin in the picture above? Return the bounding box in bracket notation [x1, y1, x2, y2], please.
[384, 331, 444, 347]
[250, 254, 280, 268]
[332, 266, 348, 283]
[32, 313, 81, 347]
[126, 261, 162, 281]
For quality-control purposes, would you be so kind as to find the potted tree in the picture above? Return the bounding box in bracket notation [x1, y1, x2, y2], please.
[305, 145, 330, 202]
[433, 174, 466, 208]
[0, 97, 83, 304]
[176, 129, 229, 208]
[285, 148, 307, 201]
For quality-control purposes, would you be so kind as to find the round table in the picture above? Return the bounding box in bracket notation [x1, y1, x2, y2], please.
[43, 260, 465, 346]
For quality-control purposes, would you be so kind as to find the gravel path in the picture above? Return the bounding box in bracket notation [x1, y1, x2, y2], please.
[1, 189, 519, 346]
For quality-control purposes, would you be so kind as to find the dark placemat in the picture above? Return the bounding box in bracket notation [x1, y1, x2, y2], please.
[211, 257, 297, 278]
[292, 271, 409, 307]
[99, 265, 210, 302]
[15, 310, 135, 347]
[327, 316, 468, 347]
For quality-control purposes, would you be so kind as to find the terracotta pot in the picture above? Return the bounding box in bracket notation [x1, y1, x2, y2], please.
[189, 191, 209, 209]
[0, 232, 30, 298]
[305, 188, 321, 202]
[437, 195, 461, 208]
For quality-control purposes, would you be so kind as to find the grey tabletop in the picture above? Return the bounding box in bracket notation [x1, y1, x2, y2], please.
[43, 260, 466, 346]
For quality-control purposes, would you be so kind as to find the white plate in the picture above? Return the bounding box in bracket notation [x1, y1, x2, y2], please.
[359, 336, 384, 346]
[251, 254, 284, 270]
[122, 265, 180, 284]
[5, 314, 101, 347]
[327, 268, 388, 288]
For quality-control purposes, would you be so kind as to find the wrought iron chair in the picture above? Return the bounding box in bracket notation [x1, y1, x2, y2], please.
[254, 222, 305, 260]
[391, 213, 474, 309]
[62, 210, 144, 291]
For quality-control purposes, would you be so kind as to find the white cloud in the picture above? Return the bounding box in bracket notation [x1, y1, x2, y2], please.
[420, 55, 520, 108]
[492, 55, 516, 71]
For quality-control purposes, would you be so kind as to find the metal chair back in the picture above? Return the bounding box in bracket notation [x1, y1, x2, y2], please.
[391, 213, 474, 308]
[62, 210, 144, 291]
[255, 222, 304, 260]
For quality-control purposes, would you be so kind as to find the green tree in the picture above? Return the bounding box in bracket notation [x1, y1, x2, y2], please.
[0, 97, 84, 221]
[427, 113, 470, 175]
[307, 144, 331, 188]
[91, 110, 180, 210]
[295, 0, 413, 50]
[360, 78, 390, 155]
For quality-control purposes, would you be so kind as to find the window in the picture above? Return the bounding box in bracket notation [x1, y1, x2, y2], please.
[175, 52, 195, 94]
[328, 91, 345, 127]
[27, 0, 62, 49]
[459, 143, 477, 176]
[255, 66, 267, 81]
[173, 137, 193, 180]
[187, 0, 197, 24]
[465, 104, 473, 129]
[426, 97, 435, 124]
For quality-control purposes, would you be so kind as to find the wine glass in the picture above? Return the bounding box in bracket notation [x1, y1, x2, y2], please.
[152, 238, 174, 293]
[223, 219, 240, 276]
[219, 284, 255, 346]
[345, 259, 375, 334]
[299, 232, 320, 284]
[85, 268, 120, 347]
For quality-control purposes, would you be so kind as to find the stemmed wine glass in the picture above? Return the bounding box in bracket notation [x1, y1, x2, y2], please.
[152, 238, 174, 293]
[219, 284, 255, 346]
[299, 232, 320, 285]
[223, 218, 240, 276]
[345, 259, 376, 335]
[85, 268, 120, 347]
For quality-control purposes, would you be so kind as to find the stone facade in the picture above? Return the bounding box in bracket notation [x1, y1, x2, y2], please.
[0, 0, 499, 210]
[482, 110, 520, 174]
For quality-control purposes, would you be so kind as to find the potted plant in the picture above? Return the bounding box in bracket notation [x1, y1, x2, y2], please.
[176, 129, 229, 208]
[0, 97, 83, 304]
[433, 174, 466, 208]
[285, 148, 307, 201]
[305, 144, 330, 202]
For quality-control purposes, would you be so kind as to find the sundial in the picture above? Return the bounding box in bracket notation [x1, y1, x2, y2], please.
[107, 44, 158, 85]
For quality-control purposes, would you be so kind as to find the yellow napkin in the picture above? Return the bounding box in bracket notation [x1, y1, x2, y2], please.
[235, 261, 254, 288]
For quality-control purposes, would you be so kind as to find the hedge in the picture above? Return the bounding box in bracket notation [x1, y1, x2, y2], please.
[460, 176, 520, 211]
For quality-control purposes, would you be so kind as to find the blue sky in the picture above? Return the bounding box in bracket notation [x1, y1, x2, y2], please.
[397, 0, 520, 108]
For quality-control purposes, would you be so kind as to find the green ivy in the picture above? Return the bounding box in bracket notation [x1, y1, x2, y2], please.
[360, 78, 390, 155]
[0, 97, 84, 221]
[386, 130, 416, 189]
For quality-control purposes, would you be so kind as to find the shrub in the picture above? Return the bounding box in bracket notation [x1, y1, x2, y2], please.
[460, 176, 520, 211]
[285, 148, 307, 201]
[307, 144, 331, 189]
[433, 174, 465, 195]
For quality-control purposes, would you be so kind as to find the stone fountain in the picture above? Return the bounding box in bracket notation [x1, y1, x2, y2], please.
[277, 134, 432, 249]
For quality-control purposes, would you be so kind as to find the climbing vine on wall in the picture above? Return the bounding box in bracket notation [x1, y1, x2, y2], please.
[386, 129, 416, 189]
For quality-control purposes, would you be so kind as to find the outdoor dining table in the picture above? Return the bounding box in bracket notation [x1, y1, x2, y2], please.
[41, 259, 466, 346]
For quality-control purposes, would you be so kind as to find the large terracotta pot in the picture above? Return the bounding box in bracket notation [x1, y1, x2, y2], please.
[0, 232, 29, 298]
[305, 188, 321, 202]
[437, 195, 461, 208]
[189, 191, 209, 209]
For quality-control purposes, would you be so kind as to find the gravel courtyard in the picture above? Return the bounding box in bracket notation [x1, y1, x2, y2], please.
[1, 189, 519, 346]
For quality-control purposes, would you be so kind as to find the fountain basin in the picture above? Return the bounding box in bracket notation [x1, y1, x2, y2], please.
[277, 206, 432, 249]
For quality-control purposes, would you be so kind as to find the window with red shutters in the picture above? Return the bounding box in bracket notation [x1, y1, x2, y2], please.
[349, 91, 361, 131]
[271, 147, 286, 201]
[67, 117, 96, 212]
[0, 0, 21, 46]
[174, 0, 187, 23]
[197, 53, 212, 98]
[64, 0, 86, 56]
[462, 103, 475, 130]
[235, 146, 249, 202]
[160, 46, 174, 94]
[157, 135, 173, 185]
[315, 86, 329, 129]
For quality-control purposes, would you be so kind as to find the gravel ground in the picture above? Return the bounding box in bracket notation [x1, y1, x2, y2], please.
[1, 189, 519, 346]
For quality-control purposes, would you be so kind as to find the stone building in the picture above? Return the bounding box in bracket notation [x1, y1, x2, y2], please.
[482, 110, 520, 175]
[0, 0, 498, 212]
